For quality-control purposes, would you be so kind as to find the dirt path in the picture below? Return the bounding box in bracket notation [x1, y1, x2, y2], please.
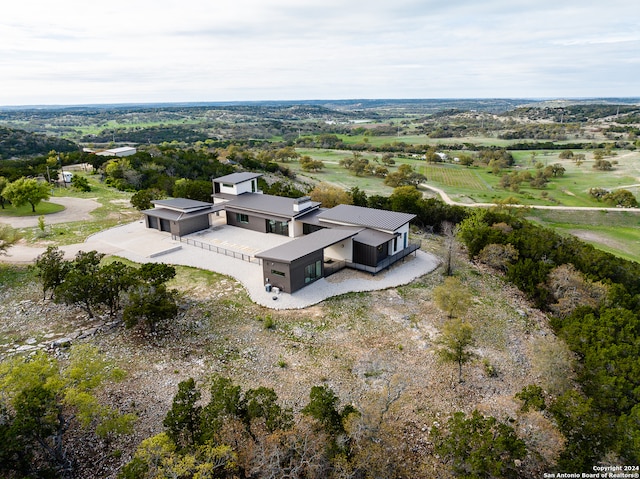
[0, 197, 101, 228]
[420, 183, 640, 213]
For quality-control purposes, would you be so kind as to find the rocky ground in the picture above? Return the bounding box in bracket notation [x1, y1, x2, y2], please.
[0, 245, 567, 478]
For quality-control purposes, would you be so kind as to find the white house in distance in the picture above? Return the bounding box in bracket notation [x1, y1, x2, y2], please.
[142, 172, 420, 294]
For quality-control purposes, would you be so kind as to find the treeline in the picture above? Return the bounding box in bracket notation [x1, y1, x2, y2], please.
[118, 376, 527, 479]
[83, 125, 211, 144]
[0, 126, 78, 159]
[498, 123, 581, 140]
[457, 209, 640, 469]
[506, 104, 640, 122]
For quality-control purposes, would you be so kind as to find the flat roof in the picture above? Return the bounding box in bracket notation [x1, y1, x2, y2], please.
[318, 204, 415, 232]
[353, 229, 397, 247]
[152, 198, 217, 213]
[256, 228, 360, 264]
[213, 172, 262, 184]
[142, 207, 218, 221]
[225, 193, 320, 219]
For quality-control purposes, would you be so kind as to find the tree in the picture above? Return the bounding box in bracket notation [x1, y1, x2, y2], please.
[55, 250, 105, 317]
[545, 163, 565, 177]
[2, 177, 50, 212]
[433, 276, 472, 319]
[389, 185, 422, 215]
[477, 243, 519, 272]
[302, 385, 356, 437]
[0, 176, 8, 208]
[137, 262, 177, 286]
[384, 164, 425, 187]
[34, 246, 69, 299]
[559, 149, 574, 159]
[436, 317, 476, 383]
[308, 183, 352, 208]
[431, 410, 526, 478]
[349, 186, 368, 207]
[299, 156, 324, 172]
[123, 283, 178, 332]
[172, 178, 213, 203]
[97, 260, 137, 316]
[130, 188, 165, 211]
[603, 189, 638, 207]
[593, 158, 613, 171]
[163, 378, 202, 449]
[0, 225, 20, 256]
[0, 346, 134, 478]
[70, 174, 91, 192]
[244, 386, 293, 433]
[441, 221, 458, 276]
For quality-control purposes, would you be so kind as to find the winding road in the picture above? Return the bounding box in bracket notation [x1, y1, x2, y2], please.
[420, 183, 640, 213]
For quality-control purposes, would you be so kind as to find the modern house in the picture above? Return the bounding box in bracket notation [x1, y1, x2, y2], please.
[142, 173, 420, 293]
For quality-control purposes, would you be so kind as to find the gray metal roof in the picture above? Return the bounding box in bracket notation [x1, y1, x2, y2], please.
[256, 228, 360, 263]
[143, 205, 221, 221]
[213, 172, 262, 184]
[318, 204, 416, 232]
[224, 193, 320, 219]
[353, 229, 397, 247]
[151, 198, 215, 212]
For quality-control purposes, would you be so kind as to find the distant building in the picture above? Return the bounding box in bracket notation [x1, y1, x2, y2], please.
[94, 147, 137, 157]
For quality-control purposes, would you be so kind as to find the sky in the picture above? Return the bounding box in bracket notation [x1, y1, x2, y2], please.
[1, 0, 638, 106]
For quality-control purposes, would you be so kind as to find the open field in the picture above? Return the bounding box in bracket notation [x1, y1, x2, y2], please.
[293, 147, 640, 207]
[525, 209, 640, 263]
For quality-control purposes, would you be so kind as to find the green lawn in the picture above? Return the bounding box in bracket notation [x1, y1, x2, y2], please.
[13, 174, 140, 245]
[526, 209, 640, 263]
[0, 201, 65, 217]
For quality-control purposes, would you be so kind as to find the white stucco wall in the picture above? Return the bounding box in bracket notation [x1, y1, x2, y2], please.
[325, 240, 353, 262]
[389, 223, 410, 255]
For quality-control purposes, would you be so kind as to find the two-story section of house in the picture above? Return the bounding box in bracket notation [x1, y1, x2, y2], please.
[212, 172, 320, 238]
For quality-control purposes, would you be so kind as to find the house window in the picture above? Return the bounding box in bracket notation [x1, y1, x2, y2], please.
[236, 213, 249, 224]
[304, 260, 322, 284]
[222, 183, 233, 188]
[251, 180, 256, 192]
[271, 269, 286, 277]
[267, 219, 289, 236]
[393, 236, 398, 251]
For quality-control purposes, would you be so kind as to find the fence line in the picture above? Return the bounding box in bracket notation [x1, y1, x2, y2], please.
[174, 235, 262, 265]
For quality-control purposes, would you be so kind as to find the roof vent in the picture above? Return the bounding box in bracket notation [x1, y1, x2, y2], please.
[293, 196, 312, 212]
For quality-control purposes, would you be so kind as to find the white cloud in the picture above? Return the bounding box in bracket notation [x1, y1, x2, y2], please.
[1, 0, 638, 104]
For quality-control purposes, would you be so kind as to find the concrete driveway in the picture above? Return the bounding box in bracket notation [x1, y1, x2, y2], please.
[1, 220, 441, 310]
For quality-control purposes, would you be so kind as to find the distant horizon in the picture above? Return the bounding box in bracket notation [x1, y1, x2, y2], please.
[1, 96, 639, 110]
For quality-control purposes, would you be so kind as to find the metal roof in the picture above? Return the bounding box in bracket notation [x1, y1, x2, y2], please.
[224, 193, 320, 219]
[256, 228, 360, 263]
[143, 205, 220, 221]
[152, 198, 217, 213]
[353, 229, 397, 247]
[213, 172, 262, 184]
[317, 204, 415, 232]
